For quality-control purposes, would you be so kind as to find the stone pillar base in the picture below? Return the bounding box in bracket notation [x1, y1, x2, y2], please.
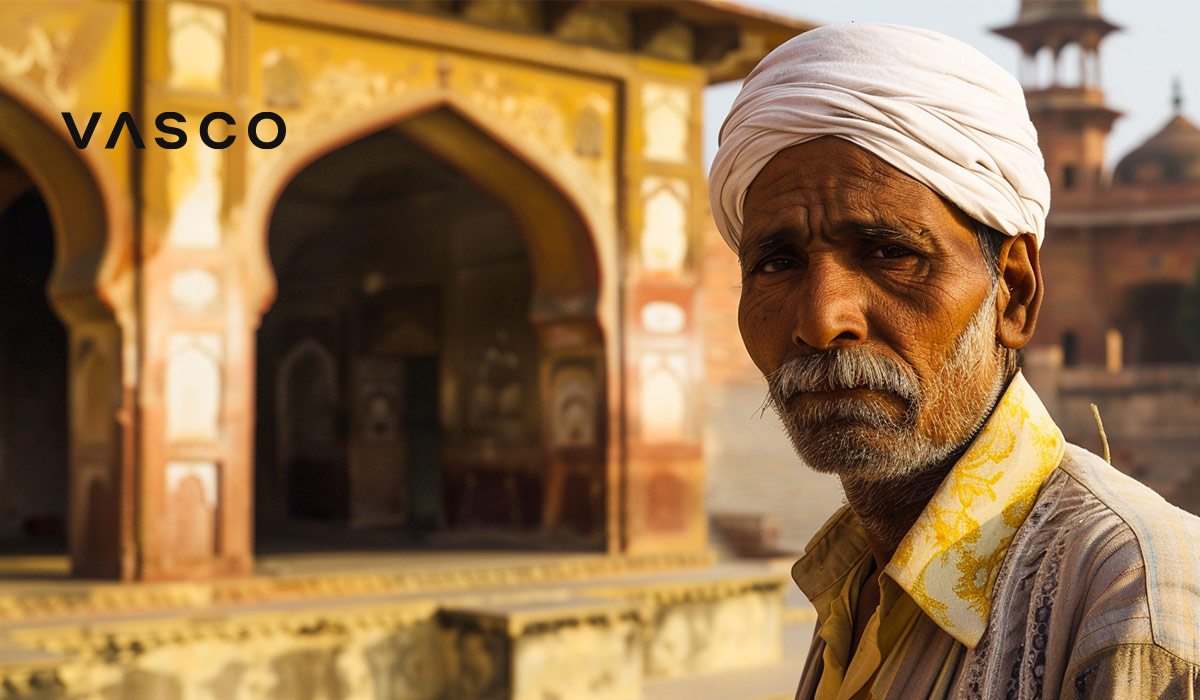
[440, 598, 643, 700]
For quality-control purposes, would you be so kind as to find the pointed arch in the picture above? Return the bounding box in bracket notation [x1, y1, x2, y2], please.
[243, 89, 603, 322]
[0, 75, 133, 578]
[0, 74, 131, 321]
[245, 87, 613, 548]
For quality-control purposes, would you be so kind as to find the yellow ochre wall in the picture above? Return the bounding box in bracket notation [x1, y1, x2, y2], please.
[0, 0, 716, 579]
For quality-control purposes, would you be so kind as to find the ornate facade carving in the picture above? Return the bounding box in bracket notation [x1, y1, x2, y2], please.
[550, 366, 597, 448]
[0, 24, 79, 110]
[552, 5, 632, 51]
[166, 147, 222, 249]
[168, 269, 220, 316]
[641, 83, 690, 164]
[639, 352, 689, 444]
[166, 2, 226, 93]
[453, 60, 616, 225]
[639, 177, 690, 275]
[165, 333, 222, 443]
[641, 301, 686, 335]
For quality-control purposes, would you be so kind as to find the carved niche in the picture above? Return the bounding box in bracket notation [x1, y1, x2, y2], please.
[549, 364, 597, 449]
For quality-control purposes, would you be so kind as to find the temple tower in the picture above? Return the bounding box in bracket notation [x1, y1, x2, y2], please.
[994, 0, 1122, 194]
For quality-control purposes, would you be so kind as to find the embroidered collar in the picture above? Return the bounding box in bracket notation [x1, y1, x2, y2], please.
[793, 371, 1065, 648]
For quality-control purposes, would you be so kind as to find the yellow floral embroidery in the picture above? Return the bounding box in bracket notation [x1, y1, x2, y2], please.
[884, 373, 1064, 647]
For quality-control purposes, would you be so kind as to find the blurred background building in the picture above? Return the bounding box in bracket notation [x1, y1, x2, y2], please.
[1003, 1, 1200, 511]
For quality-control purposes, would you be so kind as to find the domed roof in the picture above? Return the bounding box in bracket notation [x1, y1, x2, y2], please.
[1016, 0, 1106, 24]
[1113, 112, 1200, 186]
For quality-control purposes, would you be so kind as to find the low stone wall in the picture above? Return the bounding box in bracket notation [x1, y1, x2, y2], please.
[0, 563, 786, 700]
[1025, 363, 1200, 514]
[705, 384, 844, 554]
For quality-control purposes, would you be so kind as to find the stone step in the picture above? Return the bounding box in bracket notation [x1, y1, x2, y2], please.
[440, 596, 643, 700]
[643, 621, 814, 700]
[0, 549, 718, 623]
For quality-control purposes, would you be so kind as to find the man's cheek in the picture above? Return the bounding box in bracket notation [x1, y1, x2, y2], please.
[738, 294, 791, 370]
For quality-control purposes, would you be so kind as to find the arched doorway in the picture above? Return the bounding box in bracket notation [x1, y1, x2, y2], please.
[255, 107, 606, 552]
[0, 155, 68, 551]
[0, 82, 129, 578]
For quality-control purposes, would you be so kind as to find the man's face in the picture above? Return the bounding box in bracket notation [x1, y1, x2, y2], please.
[737, 137, 1007, 482]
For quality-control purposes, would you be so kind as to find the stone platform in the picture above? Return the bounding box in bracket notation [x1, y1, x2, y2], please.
[0, 550, 793, 700]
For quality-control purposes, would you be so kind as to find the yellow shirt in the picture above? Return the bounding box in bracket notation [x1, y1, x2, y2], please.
[796, 372, 1065, 700]
[811, 556, 923, 700]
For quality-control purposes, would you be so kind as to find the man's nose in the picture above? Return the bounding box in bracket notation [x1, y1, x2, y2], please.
[791, 256, 868, 351]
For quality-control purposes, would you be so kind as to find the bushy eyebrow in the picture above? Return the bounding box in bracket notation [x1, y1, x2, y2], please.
[737, 234, 787, 264]
[853, 225, 930, 243]
[737, 225, 930, 263]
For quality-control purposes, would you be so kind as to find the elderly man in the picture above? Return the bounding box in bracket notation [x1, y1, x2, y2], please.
[710, 23, 1200, 700]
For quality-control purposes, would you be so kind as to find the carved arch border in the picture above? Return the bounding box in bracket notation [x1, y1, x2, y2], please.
[0, 74, 135, 579]
[0, 74, 132, 319]
[241, 88, 605, 323]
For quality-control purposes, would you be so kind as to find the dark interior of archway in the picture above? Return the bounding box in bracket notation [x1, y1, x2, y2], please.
[0, 182, 68, 552]
[256, 127, 567, 553]
[1120, 282, 1197, 365]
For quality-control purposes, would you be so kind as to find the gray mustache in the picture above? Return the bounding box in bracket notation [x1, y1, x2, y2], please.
[765, 348, 921, 404]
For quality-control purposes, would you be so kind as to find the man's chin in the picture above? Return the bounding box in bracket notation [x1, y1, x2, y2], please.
[782, 422, 949, 482]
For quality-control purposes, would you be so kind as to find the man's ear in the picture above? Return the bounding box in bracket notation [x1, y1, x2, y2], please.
[996, 232, 1042, 349]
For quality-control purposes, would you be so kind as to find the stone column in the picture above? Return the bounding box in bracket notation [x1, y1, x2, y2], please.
[619, 72, 709, 554]
[66, 315, 134, 579]
[133, 1, 253, 579]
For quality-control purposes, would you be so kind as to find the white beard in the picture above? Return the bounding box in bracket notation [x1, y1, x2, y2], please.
[765, 286, 1008, 483]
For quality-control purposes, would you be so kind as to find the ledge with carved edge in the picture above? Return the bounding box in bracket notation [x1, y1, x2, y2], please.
[440, 596, 642, 639]
[0, 548, 716, 624]
[0, 596, 444, 700]
[0, 643, 62, 699]
[583, 565, 789, 679]
[439, 596, 645, 700]
[581, 565, 787, 608]
[0, 589, 638, 699]
[4, 597, 440, 662]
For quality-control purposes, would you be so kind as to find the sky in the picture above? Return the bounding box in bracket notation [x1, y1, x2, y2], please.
[703, 0, 1200, 172]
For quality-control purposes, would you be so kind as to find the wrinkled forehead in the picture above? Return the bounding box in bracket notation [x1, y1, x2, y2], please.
[737, 138, 984, 262]
[743, 139, 959, 223]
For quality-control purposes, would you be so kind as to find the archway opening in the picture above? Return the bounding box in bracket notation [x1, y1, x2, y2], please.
[0, 83, 126, 579]
[0, 151, 68, 553]
[1060, 330, 1078, 366]
[1119, 282, 1196, 365]
[255, 113, 605, 553]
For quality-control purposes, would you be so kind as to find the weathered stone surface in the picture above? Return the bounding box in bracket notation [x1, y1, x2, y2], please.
[0, 562, 785, 700]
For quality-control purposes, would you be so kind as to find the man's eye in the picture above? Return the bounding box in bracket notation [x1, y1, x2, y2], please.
[758, 257, 797, 273]
[870, 244, 914, 259]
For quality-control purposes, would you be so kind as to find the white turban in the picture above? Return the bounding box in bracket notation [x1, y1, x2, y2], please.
[710, 23, 1050, 252]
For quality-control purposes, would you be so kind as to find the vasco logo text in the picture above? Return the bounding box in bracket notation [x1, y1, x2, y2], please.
[62, 111, 286, 149]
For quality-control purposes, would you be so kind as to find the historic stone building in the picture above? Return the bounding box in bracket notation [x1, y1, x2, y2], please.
[994, 0, 1200, 511]
[0, 1, 816, 697]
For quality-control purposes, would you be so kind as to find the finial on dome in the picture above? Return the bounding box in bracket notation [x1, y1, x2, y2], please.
[1173, 76, 1184, 114]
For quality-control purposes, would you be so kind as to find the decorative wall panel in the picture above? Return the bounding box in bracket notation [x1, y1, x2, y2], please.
[167, 2, 226, 92]
[640, 177, 689, 275]
[165, 332, 223, 443]
[641, 82, 689, 164]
